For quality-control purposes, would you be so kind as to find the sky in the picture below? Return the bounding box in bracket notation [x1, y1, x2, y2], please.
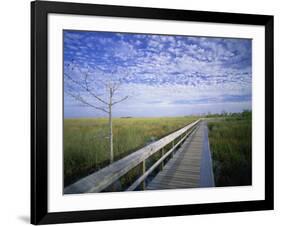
[63, 30, 252, 118]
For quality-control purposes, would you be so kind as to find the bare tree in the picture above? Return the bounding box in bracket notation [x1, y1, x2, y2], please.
[64, 61, 129, 164]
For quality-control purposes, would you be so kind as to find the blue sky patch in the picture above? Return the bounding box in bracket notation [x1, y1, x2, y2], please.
[64, 30, 252, 118]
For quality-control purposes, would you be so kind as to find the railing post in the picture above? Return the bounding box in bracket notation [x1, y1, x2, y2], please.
[161, 148, 164, 170]
[180, 132, 184, 143]
[142, 160, 146, 190]
[172, 140, 175, 157]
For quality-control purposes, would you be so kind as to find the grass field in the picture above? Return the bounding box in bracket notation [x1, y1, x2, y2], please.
[208, 112, 252, 186]
[64, 116, 198, 186]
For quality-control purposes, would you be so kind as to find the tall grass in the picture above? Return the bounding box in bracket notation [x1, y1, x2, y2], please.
[64, 116, 198, 186]
[208, 114, 252, 186]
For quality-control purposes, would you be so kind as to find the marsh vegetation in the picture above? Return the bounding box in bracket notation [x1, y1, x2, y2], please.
[208, 111, 252, 186]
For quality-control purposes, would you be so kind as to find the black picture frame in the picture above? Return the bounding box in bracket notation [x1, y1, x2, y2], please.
[31, 0, 274, 224]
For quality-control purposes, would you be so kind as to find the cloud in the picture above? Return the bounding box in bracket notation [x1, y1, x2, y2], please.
[63, 30, 252, 117]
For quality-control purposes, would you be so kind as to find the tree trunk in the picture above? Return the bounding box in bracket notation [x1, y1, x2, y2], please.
[109, 88, 113, 164]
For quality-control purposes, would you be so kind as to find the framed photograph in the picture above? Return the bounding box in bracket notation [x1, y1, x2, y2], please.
[31, 0, 274, 224]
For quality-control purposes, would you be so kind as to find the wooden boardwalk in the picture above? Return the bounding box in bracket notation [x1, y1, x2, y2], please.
[146, 121, 214, 190]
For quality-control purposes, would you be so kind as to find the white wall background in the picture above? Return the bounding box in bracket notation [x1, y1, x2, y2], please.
[0, 0, 279, 225]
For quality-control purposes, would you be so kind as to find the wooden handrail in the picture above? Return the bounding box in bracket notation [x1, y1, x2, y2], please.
[126, 125, 198, 191]
[64, 119, 200, 194]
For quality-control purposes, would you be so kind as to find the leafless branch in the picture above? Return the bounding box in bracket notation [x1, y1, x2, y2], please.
[65, 90, 109, 114]
[112, 82, 121, 94]
[84, 82, 109, 105]
[65, 71, 109, 105]
[112, 95, 129, 106]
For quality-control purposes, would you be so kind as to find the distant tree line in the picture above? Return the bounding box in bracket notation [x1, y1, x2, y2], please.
[205, 109, 252, 119]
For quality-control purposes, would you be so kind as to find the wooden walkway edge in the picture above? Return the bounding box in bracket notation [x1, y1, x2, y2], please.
[199, 121, 215, 187]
